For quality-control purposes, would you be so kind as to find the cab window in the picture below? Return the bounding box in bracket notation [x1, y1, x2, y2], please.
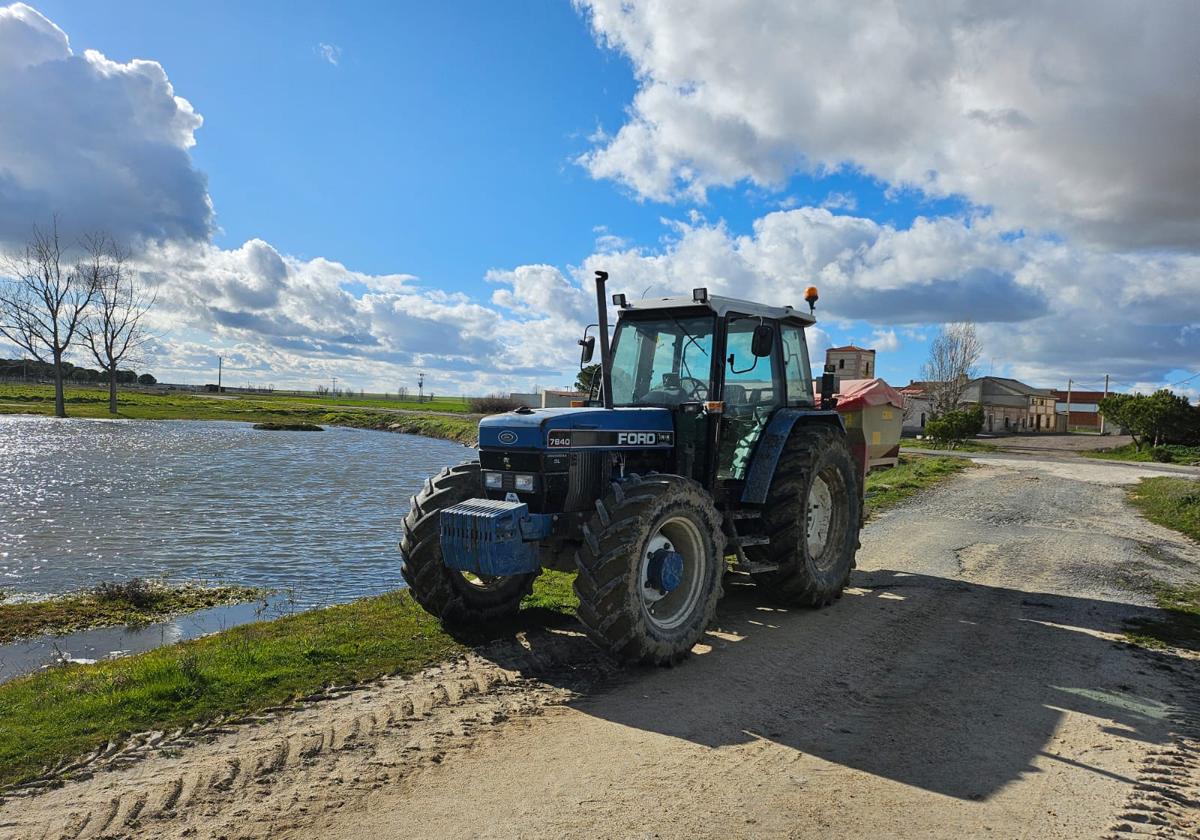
[781, 324, 813, 405]
[718, 317, 782, 480]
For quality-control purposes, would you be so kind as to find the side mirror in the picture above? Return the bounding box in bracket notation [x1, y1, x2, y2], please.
[751, 324, 774, 357]
[579, 335, 595, 364]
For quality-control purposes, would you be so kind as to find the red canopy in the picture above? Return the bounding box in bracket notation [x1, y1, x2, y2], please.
[830, 377, 906, 412]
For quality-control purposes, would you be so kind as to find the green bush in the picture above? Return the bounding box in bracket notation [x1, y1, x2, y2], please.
[925, 406, 984, 449]
[1150, 446, 1175, 463]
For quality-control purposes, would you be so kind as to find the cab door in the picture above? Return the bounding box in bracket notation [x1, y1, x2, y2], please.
[717, 316, 784, 480]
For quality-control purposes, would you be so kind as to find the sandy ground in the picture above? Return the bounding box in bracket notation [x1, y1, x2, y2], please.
[2, 455, 1198, 840]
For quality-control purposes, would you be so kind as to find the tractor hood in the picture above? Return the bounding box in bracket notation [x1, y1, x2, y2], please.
[478, 406, 674, 450]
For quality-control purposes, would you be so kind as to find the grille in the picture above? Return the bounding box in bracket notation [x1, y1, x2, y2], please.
[565, 451, 609, 512]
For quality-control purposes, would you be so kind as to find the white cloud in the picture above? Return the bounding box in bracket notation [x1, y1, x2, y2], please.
[316, 42, 341, 66]
[871, 329, 900, 353]
[0, 3, 210, 246]
[821, 191, 857, 212]
[574, 207, 1200, 385]
[576, 0, 1200, 249]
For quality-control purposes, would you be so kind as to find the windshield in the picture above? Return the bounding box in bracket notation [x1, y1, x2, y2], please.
[608, 314, 714, 406]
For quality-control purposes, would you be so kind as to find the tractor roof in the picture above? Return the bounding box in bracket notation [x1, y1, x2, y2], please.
[619, 294, 817, 326]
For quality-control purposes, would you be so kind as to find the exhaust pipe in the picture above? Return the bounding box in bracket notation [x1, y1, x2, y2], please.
[594, 271, 614, 410]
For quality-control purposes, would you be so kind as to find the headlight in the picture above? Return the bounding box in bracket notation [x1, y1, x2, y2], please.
[484, 471, 503, 489]
[514, 473, 535, 492]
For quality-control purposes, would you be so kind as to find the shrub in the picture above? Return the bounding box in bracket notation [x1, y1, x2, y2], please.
[1150, 446, 1175, 463]
[468, 394, 525, 414]
[92, 578, 162, 609]
[925, 406, 985, 449]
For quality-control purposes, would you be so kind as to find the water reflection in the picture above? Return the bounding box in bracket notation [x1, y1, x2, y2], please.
[0, 416, 468, 603]
[0, 415, 470, 679]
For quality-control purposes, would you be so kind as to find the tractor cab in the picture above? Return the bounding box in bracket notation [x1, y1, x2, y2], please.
[594, 291, 819, 493]
[400, 271, 862, 666]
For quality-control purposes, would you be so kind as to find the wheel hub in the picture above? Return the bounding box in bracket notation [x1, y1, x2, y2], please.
[645, 547, 684, 594]
[806, 474, 834, 557]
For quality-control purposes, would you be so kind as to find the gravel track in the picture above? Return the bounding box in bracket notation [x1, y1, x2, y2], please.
[2, 456, 1197, 839]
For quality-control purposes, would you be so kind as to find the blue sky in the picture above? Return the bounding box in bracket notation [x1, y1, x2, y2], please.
[2, 1, 1197, 395]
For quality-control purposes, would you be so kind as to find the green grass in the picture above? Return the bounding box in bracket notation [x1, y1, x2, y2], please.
[1081, 442, 1200, 465]
[864, 455, 971, 517]
[0, 384, 479, 444]
[1124, 583, 1200, 651]
[1120, 478, 1200, 651]
[1127, 477, 1200, 543]
[0, 580, 266, 644]
[0, 575, 577, 791]
[902, 438, 997, 453]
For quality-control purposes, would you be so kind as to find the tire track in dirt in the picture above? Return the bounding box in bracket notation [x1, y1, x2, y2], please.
[0, 630, 614, 840]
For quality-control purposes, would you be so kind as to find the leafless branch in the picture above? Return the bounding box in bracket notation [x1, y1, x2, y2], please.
[80, 234, 157, 413]
[0, 217, 98, 417]
[920, 322, 982, 417]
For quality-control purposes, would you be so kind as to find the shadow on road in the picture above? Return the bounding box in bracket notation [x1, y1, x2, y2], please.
[481, 569, 1195, 801]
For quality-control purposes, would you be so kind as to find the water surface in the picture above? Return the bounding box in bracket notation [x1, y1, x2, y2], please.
[0, 416, 468, 605]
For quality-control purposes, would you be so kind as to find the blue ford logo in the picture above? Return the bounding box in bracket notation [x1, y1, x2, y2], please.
[497, 430, 518, 445]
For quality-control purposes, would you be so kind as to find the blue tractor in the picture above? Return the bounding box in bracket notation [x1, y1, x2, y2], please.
[400, 272, 865, 664]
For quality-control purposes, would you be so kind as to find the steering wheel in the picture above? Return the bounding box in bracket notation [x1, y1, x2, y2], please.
[680, 376, 709, 401]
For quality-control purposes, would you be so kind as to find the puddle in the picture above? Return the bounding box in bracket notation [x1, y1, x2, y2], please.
[0, 596, 295, 683]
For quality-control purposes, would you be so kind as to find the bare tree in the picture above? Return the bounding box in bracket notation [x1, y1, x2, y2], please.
[81, 235, 155, 415]
[0, 220, 98, 418]
[920, 322, 983, 417]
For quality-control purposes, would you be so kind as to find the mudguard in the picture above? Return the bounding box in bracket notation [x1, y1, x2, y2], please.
[740, 408, 847, 504]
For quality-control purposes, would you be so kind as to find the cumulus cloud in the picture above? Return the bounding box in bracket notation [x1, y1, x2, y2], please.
[576, 0, 1200, 249]
[872, 329, 900, 353]
[0, 3, 211, 245]
[574, 207, 1200, 384]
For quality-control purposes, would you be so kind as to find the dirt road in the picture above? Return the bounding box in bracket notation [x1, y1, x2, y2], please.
[3, 455, 1198, 839]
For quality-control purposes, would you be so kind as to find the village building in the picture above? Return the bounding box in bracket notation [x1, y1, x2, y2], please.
[959, 376, 1061, 433]
[825, 346, 876, 383]
[1052, 389, 1108, 431]
[901, 376, 1063, 434]
[899, 381, 935, 434]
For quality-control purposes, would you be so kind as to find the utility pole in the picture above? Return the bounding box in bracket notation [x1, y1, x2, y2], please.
[1100, 373, 1109, 434]
[218, 356, 222, 391]
[1065, 378, 1072, 434]
[331, 376, 337, 397]
[418, 371, 425, 403]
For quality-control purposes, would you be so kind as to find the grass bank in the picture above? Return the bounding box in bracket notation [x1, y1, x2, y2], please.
[0, 572, 577, 791]
[1124, 583, 1200, 651]
[1120, 477, 1200, 651]
[864, 455, 970, 518]
[902, 438, 997, 453]
[0, 580, 266, 644]
[1126, 476, 1200, 543]
[1082, 442, 1200, 466]
[0, 383, 478, 445]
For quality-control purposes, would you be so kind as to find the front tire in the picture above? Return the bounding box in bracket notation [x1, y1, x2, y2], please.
[573, 474, 725, 664]
[750, 425, 861, 605]
[399, 461, 536, 625]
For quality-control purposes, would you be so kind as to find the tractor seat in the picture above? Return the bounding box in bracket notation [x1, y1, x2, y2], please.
[722, 384, 747, 405]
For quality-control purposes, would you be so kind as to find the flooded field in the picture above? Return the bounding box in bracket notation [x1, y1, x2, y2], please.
[0, 416, 468, 679]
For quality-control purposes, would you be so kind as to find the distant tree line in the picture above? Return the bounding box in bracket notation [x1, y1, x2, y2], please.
[0, 357, 155, 385]
[0, 218, 155, 417]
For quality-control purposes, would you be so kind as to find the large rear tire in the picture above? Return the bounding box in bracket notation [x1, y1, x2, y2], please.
[399, 461, 536, 625]
[573, 474, 725, 665]
[749, 424, 861, 606]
